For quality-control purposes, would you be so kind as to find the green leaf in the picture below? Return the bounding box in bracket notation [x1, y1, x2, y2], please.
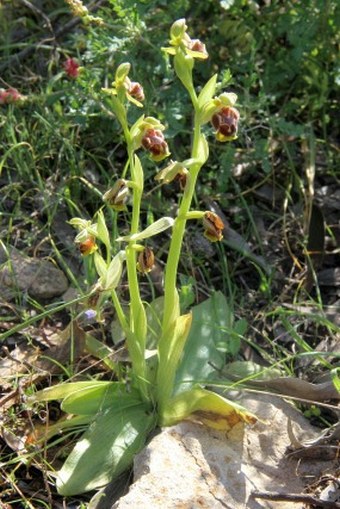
[61, 384, 142, 415]
[174, 291, 231, 393]
[198, 74, 217, 109]
[30, 381, 118, 404]
[57, 401, 156, 495]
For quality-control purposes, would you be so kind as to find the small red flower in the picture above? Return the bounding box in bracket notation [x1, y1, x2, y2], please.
[211, 106, 240, 142]
[64, 57, 80, 78]
[141, 129, 170, 162]
[0, 88, 23, 105]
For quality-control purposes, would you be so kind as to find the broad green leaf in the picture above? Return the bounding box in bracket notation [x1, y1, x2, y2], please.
[30, 381, 123, 405]
[57, 401, 156, 495]
[174, 291, 231, 393]
[29, 414, 93, 443]
[61, 385, 142, 415]
[160, 387, 257, 430]
[216, 318, 247, 356]
[198, 74, 217, 109]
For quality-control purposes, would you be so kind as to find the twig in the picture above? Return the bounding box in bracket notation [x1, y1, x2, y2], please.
[0, 0, 107, 73]
[251, 490, 340, 508]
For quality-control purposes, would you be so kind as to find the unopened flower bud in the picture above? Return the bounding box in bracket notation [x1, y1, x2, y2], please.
[78, 236, 98, 256]
[137, 247, 155, 274]
[115, 62, 131, 84]
[203, 212, 224, 242]
[211, 106, 240, 142]
[141, 129, 170, 162]
[170, 19, 188, 41]
[64, 57, 80, 78]
[103, 179, 129, 211]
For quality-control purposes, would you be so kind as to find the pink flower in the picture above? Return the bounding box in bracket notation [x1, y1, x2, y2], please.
[64, 57, 80, 78]
[0, 88, 23, 105]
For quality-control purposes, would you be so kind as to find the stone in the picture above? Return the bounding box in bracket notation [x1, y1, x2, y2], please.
[0, 245, 68, 300]
[109, 394, 332, 509]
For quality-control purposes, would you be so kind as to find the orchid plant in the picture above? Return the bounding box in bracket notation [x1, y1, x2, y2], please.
[31, 19, 257, 496]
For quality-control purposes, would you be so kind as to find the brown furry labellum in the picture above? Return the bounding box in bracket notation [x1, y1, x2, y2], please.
[128, 81, 145, 102]
[141, 129, 170, 161]
[137, 246, 155, 274]
[211, 106, 240, 141]
[203, 211, 224, 242]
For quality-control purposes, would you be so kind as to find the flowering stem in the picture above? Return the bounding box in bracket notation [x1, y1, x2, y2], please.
[157, 103, 202, 408]
[124, 130, 148, 400]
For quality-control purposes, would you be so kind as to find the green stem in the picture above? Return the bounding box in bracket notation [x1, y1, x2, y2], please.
[124, 132, 148, 400]
[162, 113, 202, 331]
[157, 107, 204, 410]
[111, 289, 129, 333]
